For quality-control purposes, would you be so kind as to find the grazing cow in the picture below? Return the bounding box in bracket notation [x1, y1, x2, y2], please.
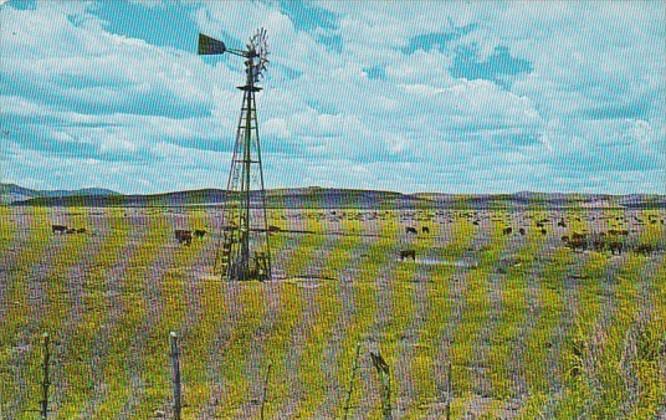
[540, 228, 547, 236]
[567, 236, 587, 252]
[268, 225, 280, 232]
[405, 227, 418, 235]
[503, 227, 513, 235]
[558, 219, 567, 228]
[66, 228, 76, 234]
[399, 249, 416, 261]
[635, 244, 653, 255]
[608, 241, 623, 255]
[193, 229, 207, 239]
[174, 229, 192, 246]
[422, 226, 430, 234]
[76, 228, 87, 234]
[561, 235, 569, 243]
[519, 227, 526, 236]
[472, 220, 479, 226]
[52, 225, 67, 234]
[572, 232, 586, 241]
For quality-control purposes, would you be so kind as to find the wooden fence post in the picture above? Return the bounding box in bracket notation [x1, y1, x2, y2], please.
[170, 332, 181, 420]
[260, 362, 272, 420]
[343, 343, 362, 420]
[40, 332, 50, 420]
[445, 361, 452, 420]
[370, 351, 391, 420]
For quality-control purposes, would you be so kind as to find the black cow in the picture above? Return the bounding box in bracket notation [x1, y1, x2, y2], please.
[422, 226, 430, 234]
[175, 229, 192, 246]
[52, 225, 67, 234]
[519, 227, 526, 236]
[76, 228, 87, 234]
[558, 219, 567, 228]
[193, 229, 207, 239]
[399, 249, 416, 261]
[66, 228, 76, 234]
[405, 227, 418, 235]
[608, 241, 623, 255]
[503, 227, 513, 235]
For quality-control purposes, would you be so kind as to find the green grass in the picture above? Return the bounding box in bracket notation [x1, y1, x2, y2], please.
[1, 206, 664, 418]
[53, 209, 133, 417]
[408, 216, 477, 412]
[11, 208, 94, 418]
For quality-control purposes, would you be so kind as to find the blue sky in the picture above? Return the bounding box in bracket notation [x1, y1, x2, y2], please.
[1, 0, 664, 194]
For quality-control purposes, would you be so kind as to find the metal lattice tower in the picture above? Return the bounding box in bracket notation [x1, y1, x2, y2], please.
[198, 29, 272, 281]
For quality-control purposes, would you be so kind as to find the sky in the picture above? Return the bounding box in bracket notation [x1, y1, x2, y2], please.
[0, 0, 664, 194]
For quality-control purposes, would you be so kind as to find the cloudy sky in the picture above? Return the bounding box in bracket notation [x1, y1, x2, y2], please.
[1, 0, 664, 194]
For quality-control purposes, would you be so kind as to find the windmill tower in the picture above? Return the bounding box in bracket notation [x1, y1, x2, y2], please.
[198, 29, 272, 281]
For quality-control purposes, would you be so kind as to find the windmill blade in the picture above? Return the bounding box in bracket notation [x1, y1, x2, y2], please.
[198, 33, 226, 55]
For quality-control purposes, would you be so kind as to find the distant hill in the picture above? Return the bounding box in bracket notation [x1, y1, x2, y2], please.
[6, 184, 666, 209]
[0, 183, 119, 204]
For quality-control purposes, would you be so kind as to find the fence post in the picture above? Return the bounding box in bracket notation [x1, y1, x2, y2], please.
[445, 361, 452, 420]
[260, 362, 272, 420]
[170, 332, 181, 420]
[40, 332, 50, 420]
[370, 351, 391, 420]
[343, 343, 362, 420]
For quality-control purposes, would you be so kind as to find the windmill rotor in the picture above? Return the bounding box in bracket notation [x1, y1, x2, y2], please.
[248, 27, 270, 82]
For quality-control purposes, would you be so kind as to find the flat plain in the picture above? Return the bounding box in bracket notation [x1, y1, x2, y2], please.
[0, 204, 664, 419]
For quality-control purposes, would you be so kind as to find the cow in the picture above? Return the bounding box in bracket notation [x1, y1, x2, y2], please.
[76, 228, 87, 234]
[635, 243, 653, 255]
[399, 249, 416, 261]
[567, 236, 587, 252]
[518, 227, 526, 236]
[422, 226, 430, 234]
[193, 229, 207, 239]
[540, 228, 547, 236]
[608, 241, 623, 255]
[572, 232, 586, 241]
[472, 220, 480, 226]
[405, 227, 418, 235]
[175, 229, 192, 246]
[52, 225, 67, 234]
[66, 228, 76, 234]
[503, 227, 513, 235]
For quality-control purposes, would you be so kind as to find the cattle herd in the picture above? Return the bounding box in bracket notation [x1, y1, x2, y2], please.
[51, 224, 86, 235]
[396, 209, 664, 262]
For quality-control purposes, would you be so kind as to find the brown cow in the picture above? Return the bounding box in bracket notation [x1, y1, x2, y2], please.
[175, 229, 192, 246]
[52, 225, 67, 234]
[503, 227, 513, 235]
[399, 249, 416, 261]
[519, 227, 526, 236]
[567, 236, 587, 252]
[608, 241, 623, 255]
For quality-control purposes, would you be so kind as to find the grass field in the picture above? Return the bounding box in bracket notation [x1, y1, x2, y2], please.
[0, 205, 664, 419]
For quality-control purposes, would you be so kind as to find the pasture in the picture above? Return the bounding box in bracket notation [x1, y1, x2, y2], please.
[0, 204, 664, 418]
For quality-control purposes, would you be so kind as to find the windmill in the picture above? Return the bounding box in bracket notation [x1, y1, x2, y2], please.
[198, 28, 272, 281]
